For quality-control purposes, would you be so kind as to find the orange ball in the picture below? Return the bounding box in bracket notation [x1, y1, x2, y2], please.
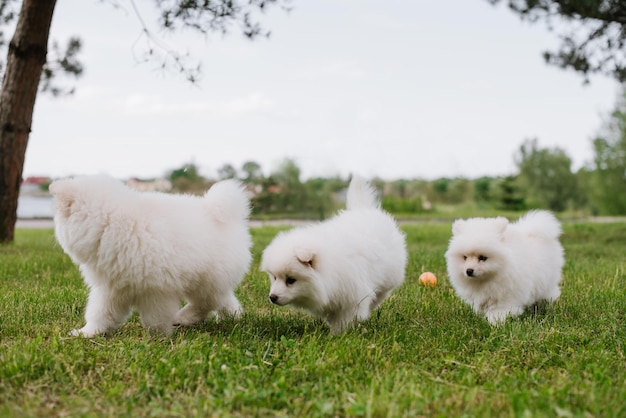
[419, 272, 437, 287]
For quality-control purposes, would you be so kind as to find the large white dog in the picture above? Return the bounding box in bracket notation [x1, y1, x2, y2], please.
[260, 176, 407, 334]
[445, 210, 564, 325]
[50, 175, 252, 337]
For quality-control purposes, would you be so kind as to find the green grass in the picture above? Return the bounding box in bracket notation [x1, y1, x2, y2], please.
[1, 222, 625, 417]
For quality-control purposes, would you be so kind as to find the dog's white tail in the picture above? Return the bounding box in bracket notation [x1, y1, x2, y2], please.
[346, 175, 380, 210]
[203, 179, 251, 223]
[518, 210, 562, 239]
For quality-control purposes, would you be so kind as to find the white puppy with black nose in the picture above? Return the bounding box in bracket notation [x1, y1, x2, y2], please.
[445, 210, 564, 325]
[260, 176, 407, 334]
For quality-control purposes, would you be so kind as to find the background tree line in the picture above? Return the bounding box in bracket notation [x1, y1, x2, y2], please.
[162, 94, 625, 219]
[161, 86, 626, 218]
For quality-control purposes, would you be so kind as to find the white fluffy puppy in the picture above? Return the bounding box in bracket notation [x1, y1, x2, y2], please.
[50, 175, 252, 337]
[445, 210, 564, 325]
[260, 176, 407, 334]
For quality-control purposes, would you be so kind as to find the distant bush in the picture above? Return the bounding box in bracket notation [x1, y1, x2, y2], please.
[381, 196, 425, 214]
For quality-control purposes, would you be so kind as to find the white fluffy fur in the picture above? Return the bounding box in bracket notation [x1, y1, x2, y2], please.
[260, 176, 407, 334]
[50, 174, 252, 337]
[445, 210, 564, 325]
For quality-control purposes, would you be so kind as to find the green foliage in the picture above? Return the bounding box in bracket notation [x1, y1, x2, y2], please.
[592, 137, 626, 214]
[157, 0, 290, 39]
[591, 89, 626, 215]
[249, 165, 345, 220]
[217, 163, 237, 180]
[168, 162, 210, 194]
[473, 176, 493, 204]
[112, 0, 290, 83]
[494, 175, 526, 211]
[379, 179, 431, 214]
[169, 162, 202, 182]
[572, 167, 591, 211]
[432, 177, 449, 196]
[1, 223, 625, 416]
[242, 160, 263, 183]
[515, 138, 577, 212]
[0, 0, 82, 95]
[268, 159, 308, 213]
[381, 195, 423, 214]
[162, 153, 620, 219]
[303, 177, 345, 220]
[250, 175, 279, 214]
[40, 37, 83, 96]
[487, 0, 626, 83]
[0, 0, 17, 56]
[430, 178, 472, 205]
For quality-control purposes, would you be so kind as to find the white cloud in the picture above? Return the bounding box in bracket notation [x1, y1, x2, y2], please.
[295, 60, 369, 81]
[121, 93, 274, 118]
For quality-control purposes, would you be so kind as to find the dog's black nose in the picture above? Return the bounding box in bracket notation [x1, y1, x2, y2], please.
[466, 268, 474, 277]
[269, 294, 279, 304]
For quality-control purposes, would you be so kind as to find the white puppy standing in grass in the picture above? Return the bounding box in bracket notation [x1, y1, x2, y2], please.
[50, 175, 252, 337]
[445, 210, 564, 325]
[260, 176, 407, 334]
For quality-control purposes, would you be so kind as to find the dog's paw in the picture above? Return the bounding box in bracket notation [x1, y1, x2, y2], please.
[173, 308, 201, 327]
[69, 327, 100, 338]
[485, 310, 509, 326]
[69, 329, 81, 337]
[146, 324, 175, 337]
[221, 305, 243, 320]
[327, 317, 353, 335]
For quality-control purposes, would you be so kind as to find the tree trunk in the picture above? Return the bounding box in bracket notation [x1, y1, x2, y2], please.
[0, 0, 56, 243]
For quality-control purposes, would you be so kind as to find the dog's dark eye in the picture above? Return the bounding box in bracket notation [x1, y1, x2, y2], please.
[478, 255, 488, 262]
[463, 256, 467, 260]
[286, 277, 297, 285]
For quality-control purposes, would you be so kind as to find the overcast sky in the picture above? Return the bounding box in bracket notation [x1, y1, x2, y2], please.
[23, 0, 621, 181]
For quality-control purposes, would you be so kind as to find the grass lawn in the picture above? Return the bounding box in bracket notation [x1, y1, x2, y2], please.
[1, 221, 625, 417]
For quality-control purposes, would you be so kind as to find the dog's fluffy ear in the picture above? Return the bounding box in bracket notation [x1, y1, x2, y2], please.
[295, 247, 316, 268]
[494, 217, 509, 234]
[48, 179, 76, 218]
[452, 219, 465, 235]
